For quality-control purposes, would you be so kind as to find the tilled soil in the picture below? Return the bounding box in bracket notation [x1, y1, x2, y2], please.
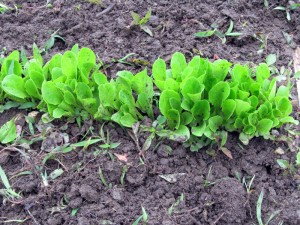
[0, 0, 300, 224]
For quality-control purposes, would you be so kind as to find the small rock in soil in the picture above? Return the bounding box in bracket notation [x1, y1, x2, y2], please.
[47, 215, 62, 225]
[68, 197, 83, 209]
[77, 217, 90, 225]
[79, 184, 100, 202]
[210, 178, 247, 224]
[112, 187, 124, 202]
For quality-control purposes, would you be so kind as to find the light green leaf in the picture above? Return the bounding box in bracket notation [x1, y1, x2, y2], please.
[256, 63, 270, 83]
[208, 81, 230, 107]
[0, 118, 17, 144]
[61, 51, 77, 79]
[208, 116, 223, 132]
[78, 47, 96, 77]
[171, 52, 187, 80]
[277, 159, 289, 169]
[2, 75, 28, 99]
[257, 119, 273, 135]
[222, 99, 236, 120]
[192, 123, 206, 137]
[42, 81, 64, 105]
[266, 54, 277, 66]
[195, 30, 215, 37]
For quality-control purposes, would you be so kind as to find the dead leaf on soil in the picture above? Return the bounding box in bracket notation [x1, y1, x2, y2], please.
[114, 153, 128, 163]
[159, 173, 186, 183]
[220, 147, 233, 159]
[282, 31, 296, 49]
[16, 125, 22, 138]
[274, 147, 285, 155]
[293, 47, 300, 72]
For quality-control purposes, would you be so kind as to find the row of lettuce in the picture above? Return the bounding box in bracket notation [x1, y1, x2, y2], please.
[0, 45, 298, 150]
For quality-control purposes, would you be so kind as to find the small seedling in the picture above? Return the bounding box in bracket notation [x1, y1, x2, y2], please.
[195, 20, 242, 44]
[120, 165, 128, 186]
[296, 152, 300, 167]
[264, 0, 269, 8]
[43, 30, 65, 54]
[274, 3, 300, 21]
[132, 206, 148, 225]
[71, 208, 79, 217]
[277, 159, 295, 175]
[0, 166, 21, 200]
[98, 166, 108, 186]
[2, 219, 28, 223]
[0, 3, 11, 14]
[253, 32, 269, 55]
[168, 193, 184, 215]
[130, 9, 153, 36]
[99, 123, 121, 149]
[243, 175, 255, 194]
[265, 54, 293, 82]
[74, 4, 81, 11]
[255, 190, 282, 225]
[112, 53, 136, 66]
[203, 166, 213, 187]
[86, 0, 103, 5]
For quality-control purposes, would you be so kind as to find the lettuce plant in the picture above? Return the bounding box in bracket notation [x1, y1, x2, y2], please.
[0, 45, 298, 151]
[152, 53, 298, 150]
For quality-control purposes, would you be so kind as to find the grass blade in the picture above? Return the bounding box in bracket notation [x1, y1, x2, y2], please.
[195, 30, 215, 38]
[257, 190, 264, 225]
[0, 166, 11, 189]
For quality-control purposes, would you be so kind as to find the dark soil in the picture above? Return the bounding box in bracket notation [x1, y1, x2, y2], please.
[1, 0, 300, 225]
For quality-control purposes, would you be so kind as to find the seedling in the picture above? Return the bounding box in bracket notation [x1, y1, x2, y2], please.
[168, 194, 184, 215]
[264, 0, 269, 8]
[255, 190, 281, 225]
[277, 159, 295, 175]
[86, 0, 103, 5]
[111, 53, 136, 66]
[265, 54, 293, 82]
[132, 206, 148, 225]
[0, 3, 11, 14]
[120, 165, 128, 186]
[74, 4, 81, 11]
[99, 123, 120, 149]
[43, 30, 65, 54]
[98, 166, 108, 186]
[1, 219, 28, 223]
[274, 3, 300, 21]
[130, 9, 153, 36]
[71, 208, 79, 217]
[42, 138, 102, 164]
[203, 166, 214, 188]
[0, 166, 21, 201]
[243, 175, 255, 194]
[296, 152, 300, 167]
[195, 20, 242, 44]
[253, 32, 269, 55]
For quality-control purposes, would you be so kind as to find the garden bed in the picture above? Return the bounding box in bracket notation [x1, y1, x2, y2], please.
[0, 0, 300, 224]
